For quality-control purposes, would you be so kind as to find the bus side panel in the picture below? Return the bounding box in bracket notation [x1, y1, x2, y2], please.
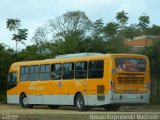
[28, 95, 43, 104]
[27, 80, 75, 105]
[7, 82, 29, 104]
[7, 95, 19, 104]
[42, 95, 74, 105]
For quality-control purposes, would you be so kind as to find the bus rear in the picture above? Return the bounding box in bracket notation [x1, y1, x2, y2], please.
[109, 54, 150, 104]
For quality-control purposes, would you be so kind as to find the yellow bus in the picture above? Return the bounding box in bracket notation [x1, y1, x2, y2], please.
[7, 53, 150, 111]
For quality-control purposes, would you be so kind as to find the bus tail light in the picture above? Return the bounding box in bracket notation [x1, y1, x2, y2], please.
[110, 80, 114, 91]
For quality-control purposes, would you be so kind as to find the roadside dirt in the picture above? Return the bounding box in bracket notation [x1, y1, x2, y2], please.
[0, 104, 160, 120]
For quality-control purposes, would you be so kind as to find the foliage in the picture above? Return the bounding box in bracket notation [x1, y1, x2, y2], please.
[12, 28, 28, 43]
[48, 10, 91, 39]
[92, 19, 104, 37]
[138, 14, 150, 33]
[32, 26, 49, 44]
[115, 10, 129, 27]
[146, 25, 160, 36]
[0, 44, 15, 93]
[122, 24, 142, 40]
[0, 94, 7, 104]
[1, 10, 160, 105]
[143, 39, 160, 105]
[103, 22, 118, 39]
[6, 18, 21, 31]
[6, 18, 28, 52]
[143, 40, 160, 77]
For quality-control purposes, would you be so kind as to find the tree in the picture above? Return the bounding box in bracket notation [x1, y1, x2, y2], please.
[103, 22, 118, 39]
[92, 19, 104, 37]
[32, 26, 49, 44]
[0, 43, 15, 94]
[115, 10, 129, 27]
[115, 11, 129, 40]
[45, 11, 92, 54]
[51, 30, 85, 54]
[6, 18, 28, 53]
[143, 39, 160, 105]
[123, 24, 142, 40]
[6, 18, 20, 31]
[84, 19, 108, 53]
[48, 10, 91, 39]
[146, 25, 160, 36]
[18, 45, 49, 60]
[102, 11, 129, 53]
[84, 37, 108, 53]
[138, 14, 150, 33]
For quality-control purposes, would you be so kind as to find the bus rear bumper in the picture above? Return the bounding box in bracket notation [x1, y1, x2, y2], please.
[108, 91, 150, 104]
[85, 90, 149, 106]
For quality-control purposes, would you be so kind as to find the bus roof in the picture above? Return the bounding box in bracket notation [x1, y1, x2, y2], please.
[10, 53, 147, 67]
[55, 53, 103, 59]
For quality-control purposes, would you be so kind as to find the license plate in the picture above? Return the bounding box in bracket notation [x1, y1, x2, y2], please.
[127, 96, 136, 99]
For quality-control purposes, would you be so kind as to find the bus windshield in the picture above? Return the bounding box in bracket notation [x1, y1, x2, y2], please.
[115, 58, 146, 72]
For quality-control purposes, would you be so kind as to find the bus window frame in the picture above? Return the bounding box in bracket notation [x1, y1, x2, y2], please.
[115, 57, 147, 72]
[88, 60, 104, 79]
[62, 62, 74, 80]
[29, 65, 39, 81]
[51, 63, 62, 80]
[39, 64, 51, 81]
[20, 66, 29, 82]
[75, 61, 88, 79]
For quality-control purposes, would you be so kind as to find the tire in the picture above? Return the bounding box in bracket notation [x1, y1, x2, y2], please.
[104, 104, 120, 111]
[75, 94, 88, 111]
[48, 105, 59, 109]
[20, 94, 34, 108]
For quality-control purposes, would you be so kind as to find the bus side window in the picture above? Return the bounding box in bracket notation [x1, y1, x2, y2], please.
[8, 72, 17, 83]
[88, 60, 104, 79]
[12, 72, 17, 82]
[51, 63, 62, 80]
[75, 61, 87, 79]
[29, 65, 39, 81]
[40, 64, 50, 80]
[63, 62, 74, 80]
[8, 72, 17, 89]
[20, 66, 29, 81]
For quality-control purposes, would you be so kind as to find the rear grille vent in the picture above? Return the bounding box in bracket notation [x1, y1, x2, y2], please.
[118, 76, 145, 84]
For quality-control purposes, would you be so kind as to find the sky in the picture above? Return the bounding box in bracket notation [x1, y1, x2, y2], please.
[1, 0, 160, 50]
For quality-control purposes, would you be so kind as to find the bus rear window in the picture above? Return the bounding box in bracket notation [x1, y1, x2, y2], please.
[115, 58, 146, 72]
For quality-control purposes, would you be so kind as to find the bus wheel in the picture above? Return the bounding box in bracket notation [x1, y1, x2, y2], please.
[104, 104, 120, 111]
[20, 94, 33, 108]
[75, 94, 87, 111]
[48, 105, 59, 109]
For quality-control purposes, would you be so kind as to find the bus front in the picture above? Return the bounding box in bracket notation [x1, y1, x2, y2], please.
[109, 54, 150, 105]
